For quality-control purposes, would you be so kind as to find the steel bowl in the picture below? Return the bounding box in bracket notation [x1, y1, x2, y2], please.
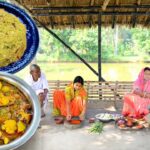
[0, 72, 41, 150]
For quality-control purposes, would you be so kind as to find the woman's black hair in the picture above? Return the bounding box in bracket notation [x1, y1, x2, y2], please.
[73, 76, 84, 85]
[144, 67, 150, 72]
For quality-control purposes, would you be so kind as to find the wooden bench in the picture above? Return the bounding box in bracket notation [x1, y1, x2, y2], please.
[48, 80, 133, 109]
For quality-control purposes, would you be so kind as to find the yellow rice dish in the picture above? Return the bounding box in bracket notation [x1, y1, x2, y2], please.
[0, 9, 27, 67]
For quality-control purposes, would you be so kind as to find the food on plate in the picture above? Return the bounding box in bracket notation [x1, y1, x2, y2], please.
[116, 117, 148, 130]
[118, 124, 126, 128]
[0, 80, 32, 145]
[126, 120, 133, 127]
[116, 119, 126, 126]
[95, 113, 113, 121]
[0, 9, 26, 67]
[69, 120, 81, 125]
[136, 124, 144, 129]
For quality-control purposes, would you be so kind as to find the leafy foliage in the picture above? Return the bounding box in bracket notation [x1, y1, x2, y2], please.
[38, 26, 150, 62]
[89, 121, 104, 134]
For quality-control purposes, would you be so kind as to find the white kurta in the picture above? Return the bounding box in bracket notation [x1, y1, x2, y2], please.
[24, 72, 49, 115]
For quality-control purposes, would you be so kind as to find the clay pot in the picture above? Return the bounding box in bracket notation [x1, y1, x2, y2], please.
[89, 118, 95, 123]
[54, 117, 64, 124]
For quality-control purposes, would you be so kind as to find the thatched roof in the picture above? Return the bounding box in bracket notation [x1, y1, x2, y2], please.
[15, 0, 150, 29]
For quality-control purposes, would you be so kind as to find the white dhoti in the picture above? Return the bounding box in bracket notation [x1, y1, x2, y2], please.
[25, 72, 49, 117]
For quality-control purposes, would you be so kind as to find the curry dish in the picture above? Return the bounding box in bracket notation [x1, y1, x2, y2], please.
[0, 9, 27, 67]
[0, 80, 32, 145]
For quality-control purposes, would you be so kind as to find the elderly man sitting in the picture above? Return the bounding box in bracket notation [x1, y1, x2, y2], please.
[25, 64, 49, 117]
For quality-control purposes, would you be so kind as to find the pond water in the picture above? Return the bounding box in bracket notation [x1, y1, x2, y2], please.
[16, 62, 150, 81]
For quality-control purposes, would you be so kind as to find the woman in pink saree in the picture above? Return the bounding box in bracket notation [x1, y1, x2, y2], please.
[122, 67, 150, 118]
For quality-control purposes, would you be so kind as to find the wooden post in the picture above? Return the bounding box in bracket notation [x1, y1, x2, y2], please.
[98, 12, 102, 81]
[114, 81, 118, 110]
[98, 12, 103, 100]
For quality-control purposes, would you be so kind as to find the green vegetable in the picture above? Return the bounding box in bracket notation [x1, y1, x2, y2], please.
[89, 121, 104, 134]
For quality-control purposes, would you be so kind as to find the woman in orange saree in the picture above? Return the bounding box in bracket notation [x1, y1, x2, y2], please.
[52, 76, 88, 121]
[122, 67, 150, 118]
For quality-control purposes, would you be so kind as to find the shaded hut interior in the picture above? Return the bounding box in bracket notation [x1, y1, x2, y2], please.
[14, 0, 150, 29]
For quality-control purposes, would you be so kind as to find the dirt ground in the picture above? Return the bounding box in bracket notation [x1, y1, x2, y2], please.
[17, 102, 150, 150]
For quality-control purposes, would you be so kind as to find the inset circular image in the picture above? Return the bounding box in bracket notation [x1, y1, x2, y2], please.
[0, 2, 39, 73]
